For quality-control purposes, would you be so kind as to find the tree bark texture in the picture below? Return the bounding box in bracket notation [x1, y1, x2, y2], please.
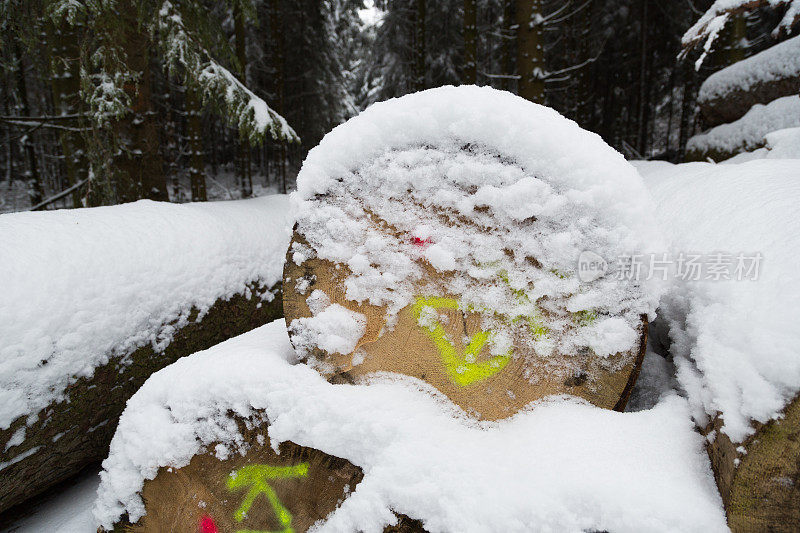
[704, 394, 800, 532]
[113, 0, 168, 204]
[0, 284, 283, 515]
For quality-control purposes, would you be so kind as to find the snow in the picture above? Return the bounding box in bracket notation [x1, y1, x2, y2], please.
[698, 35, 800, 104]
[93, 320, 727, 532]
[635, 158, 800, 442]
[0, 195, 293, 432]
[288, 290, 368, 357]
[292, 85, 664, 378]
[687, 94, 800, 158]
[1, 468, 99, 533]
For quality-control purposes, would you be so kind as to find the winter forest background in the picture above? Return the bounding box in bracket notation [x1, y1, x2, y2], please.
[0, 0, 795, 212]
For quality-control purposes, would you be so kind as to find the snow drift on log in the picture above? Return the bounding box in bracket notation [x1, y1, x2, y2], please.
[292, 85, 664, 378]
[94, 320, 726, 532]
[0, 196, 292, 430]
[636, 159, 800, 442]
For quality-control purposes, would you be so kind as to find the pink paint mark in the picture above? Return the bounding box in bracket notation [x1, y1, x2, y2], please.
[412, 237, 432, 247]
[199, 514, 219, 533]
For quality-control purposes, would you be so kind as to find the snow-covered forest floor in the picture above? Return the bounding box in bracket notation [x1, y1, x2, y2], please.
[0, 168, 289, 215]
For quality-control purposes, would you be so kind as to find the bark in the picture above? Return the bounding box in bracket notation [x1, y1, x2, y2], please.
[704, 394, 800, 532]
[700, 76, 800, 127]
[515, 0, 545, 104]
[0, 284, 283, 514]
[112, 0, 168, 204]
[463, 0, 477, 84]
[186, 87, 207, 202]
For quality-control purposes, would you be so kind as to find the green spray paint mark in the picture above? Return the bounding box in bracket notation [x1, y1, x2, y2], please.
[226, 462, 309, 533]
[412, 296, 511, 386]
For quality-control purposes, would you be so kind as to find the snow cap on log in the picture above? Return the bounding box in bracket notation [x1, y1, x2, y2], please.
[287, 85, 664, 418]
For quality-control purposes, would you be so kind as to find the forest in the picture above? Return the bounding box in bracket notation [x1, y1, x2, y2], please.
[0, 0, 791, 213]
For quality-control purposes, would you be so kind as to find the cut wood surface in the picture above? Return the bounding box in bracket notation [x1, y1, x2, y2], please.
[121, 426, 426, 533]
[0, 284, 282, 516]
[705, 393, 800, 532]
[284, 235, 647, 421]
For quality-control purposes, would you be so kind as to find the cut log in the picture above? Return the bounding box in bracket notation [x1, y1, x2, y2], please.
[284, 236, 647, 421]
[698, 35, 800, 127]
[704, 393, 800, 532]
[118, 426, 426, 533]
[0, 284, 282, 515]
[685, 94, 800, 162]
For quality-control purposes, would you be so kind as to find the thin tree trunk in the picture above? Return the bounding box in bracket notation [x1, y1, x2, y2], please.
[269, 0, 287, 194]
[47, 17, 86, 208]
[502, 0, 515, 91]
[463, 0, 477, 84]
[413, 0, 427, 91]
[515, 0, 545, 104]
[3, 64, 14, 185]
[113, 0, 168, 204]
[186, 87, 207, 202]
[636, 0, 649, 155]
[12, 41, 44, 207]
[678, 63, 696, 160]
[234, 2, 252, 198]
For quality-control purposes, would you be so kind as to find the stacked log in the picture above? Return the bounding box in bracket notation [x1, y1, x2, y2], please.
[283, 238, 647, 420]
[117, 424, 425, 533]
[704, 394, 800, 532]
[0, 284, 282, 515]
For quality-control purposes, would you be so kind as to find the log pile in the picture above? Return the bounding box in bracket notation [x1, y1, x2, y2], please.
[687, 35, 800, 161]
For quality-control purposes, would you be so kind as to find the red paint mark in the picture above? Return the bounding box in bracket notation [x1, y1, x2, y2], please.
[412, 237, 432, 247]
[199, 514, 219, 533]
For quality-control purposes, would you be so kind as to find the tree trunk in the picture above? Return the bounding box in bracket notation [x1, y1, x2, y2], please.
[12, 41, 44, 207]
[234, 2, 253, 198]
[502, 0, 515, 92]
[413, 0, 427, 91]
[269, 0, 287, 194]
[678, 63, 697, 160]
[704, 394, 800, 532]
[636, 0, 649, 155]
[0, 284, 283, 514]
[515, 0, 545, 104]
[47, 17, 87, 208]
[186, 87, 207, 202]
[463, 0, 477, 84]
[113, 0, 168, 204]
